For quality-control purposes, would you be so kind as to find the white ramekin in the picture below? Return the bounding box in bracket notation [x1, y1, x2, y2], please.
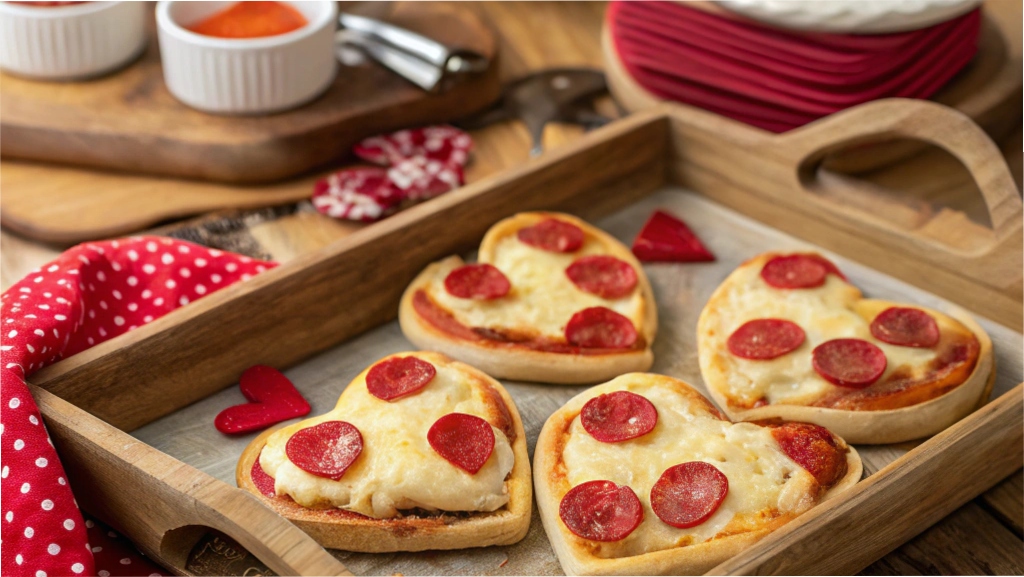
[156, 1, 338, 115]
[0, 1, 147, 80]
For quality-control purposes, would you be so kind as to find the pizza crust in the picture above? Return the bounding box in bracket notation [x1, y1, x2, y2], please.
[236, 355, 532, 552]
[534, 374, 862, 576]
[697, 253, 994, 444]
[399, 212, 657, 384]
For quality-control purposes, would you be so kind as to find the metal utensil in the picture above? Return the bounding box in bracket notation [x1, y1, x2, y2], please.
[337, 12, 489, 92]
[458, 68, 611, 156]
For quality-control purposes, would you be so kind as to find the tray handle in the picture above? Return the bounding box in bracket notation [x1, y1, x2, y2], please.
[780, 98, 1022, 242]
[32, 385, 351, 576]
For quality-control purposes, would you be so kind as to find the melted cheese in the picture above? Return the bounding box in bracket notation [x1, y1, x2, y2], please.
[561, 377, 817, 558]
[260, 357, 515, 518]
[428, 234, 644, 340]
[701, 258, 956, 407]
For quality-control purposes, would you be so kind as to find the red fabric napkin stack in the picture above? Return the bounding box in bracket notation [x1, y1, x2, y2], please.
[608, 1, 982, 132]
[1, 237, 274, 577]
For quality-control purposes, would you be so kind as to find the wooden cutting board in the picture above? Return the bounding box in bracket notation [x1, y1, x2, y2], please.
[0, 2, 500, 184]
[2, 0, 611, 247]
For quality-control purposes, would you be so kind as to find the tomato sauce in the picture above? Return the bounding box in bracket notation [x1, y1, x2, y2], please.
[187, 1, 307, 39]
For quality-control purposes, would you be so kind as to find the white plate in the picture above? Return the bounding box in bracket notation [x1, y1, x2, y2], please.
[718, 0, 982, 34]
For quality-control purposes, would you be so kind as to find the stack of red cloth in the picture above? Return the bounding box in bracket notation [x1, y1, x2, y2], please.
[608, 1, 982, 132]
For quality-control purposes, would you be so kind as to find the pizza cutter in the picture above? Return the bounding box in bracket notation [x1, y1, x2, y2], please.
[458, 68, 612, 156]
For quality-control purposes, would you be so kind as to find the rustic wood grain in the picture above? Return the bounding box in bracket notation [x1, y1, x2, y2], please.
[860, 502, 1024, 575]
[0, 3, 499, 183]
[979, 469, 1024, 538]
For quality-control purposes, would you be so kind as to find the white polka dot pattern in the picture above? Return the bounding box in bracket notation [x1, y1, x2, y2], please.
[1, 236, 272, 577]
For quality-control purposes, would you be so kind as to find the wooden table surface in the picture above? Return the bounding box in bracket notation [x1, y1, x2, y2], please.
[1, 2, 1022, 574]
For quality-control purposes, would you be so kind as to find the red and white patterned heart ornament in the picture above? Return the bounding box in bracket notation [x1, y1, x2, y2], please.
[312, 126, 473, 223]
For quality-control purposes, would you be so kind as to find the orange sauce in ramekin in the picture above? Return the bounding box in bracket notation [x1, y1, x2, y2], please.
[187, 1, 307, 39]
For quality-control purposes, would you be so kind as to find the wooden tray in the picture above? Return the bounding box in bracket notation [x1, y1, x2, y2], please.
[0, 2, 500, 184]
[127, 189, 1022, 576]
[603, 2, 1023, 174]
[27, 99, 1023, 575]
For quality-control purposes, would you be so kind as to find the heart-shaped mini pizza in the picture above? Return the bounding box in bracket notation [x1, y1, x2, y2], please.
[698, 252, 993, 444]
[534, 373, 861, 576]
[399, 212, 657, 384]
[237, 351, 531, 552]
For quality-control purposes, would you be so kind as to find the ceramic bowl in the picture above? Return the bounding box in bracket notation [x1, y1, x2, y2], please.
[0, 1, 147, 80]
[156, 1, 338, 115]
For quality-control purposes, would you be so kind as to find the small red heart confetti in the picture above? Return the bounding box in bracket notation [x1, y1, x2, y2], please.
[631, 210, 715, 263]
[214, 366, 311, 434]
[285, 421, 363, 480]
[427, 413, 495, 474]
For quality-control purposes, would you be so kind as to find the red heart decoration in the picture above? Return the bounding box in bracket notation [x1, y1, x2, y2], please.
[631, 210, 715, 263]
[214, 365, 311, 434]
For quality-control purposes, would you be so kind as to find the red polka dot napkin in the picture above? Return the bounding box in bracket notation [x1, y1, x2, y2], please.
[2, 236, 275, 577]
[312, 126, 472, 222]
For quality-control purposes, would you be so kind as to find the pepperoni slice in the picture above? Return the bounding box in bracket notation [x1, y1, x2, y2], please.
[566, 256, 638, 299]
[251, 451, 276, 497]
[517, 218, 585, 253]
[650, 462, 728, 529]
[771, 422, 847, 488]
[564, 307, 637, 349]
[444, 264, 510, 300]
[870, 307, 940, 348]
[727, 319, 805, 360]
[761, 254, 844, 289]
[581, 391, 658, 443]
[285, 421, 363, 481]
[428, 413, 495, 474]
[558, 480, 643, 542]
[812, 338, 887, 388]
[366, 356, 436, 401]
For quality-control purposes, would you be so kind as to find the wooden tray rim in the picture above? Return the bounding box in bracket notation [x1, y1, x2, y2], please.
[28, 105, 1024, 576]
